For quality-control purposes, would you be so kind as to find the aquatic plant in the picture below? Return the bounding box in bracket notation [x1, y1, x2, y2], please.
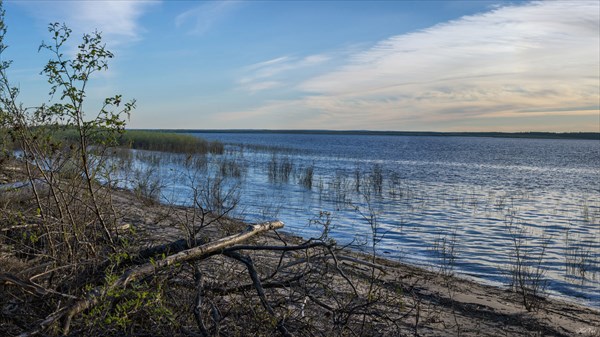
[564, 228, 598, 282]
[504, 216, 549, 311]
[370, 163, 384, 195]
[299, 163, 315, 190]
[268, 155, 294, 183]
[218, 157, 245, 178]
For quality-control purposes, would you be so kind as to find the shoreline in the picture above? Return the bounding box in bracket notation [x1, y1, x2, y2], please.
[2, 164, 599, 336]
[113, 187, 600, 336]
[2, 178, 597, 311]
[277, 225, 600, 311]
[277, 226, 600, 312]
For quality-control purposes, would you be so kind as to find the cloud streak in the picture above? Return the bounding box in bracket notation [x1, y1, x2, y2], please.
[175, 1, 241, 35]
[230, 1, 599, 131]
[15, 1, 157, 47]
[237, 54, 332, 93]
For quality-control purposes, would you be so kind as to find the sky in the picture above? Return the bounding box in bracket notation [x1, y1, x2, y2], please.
[2, 0, 599, 132]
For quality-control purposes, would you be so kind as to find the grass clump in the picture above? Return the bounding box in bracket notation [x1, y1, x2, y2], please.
[3, 127, 223, 155]
[119, 130, 224, 154]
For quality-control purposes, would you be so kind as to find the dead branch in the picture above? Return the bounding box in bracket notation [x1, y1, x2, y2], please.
[193, 265, 210, 337]
[224, 251, 294, 337]
[0, 272, 77, 299]
[19, 221, 284, 337]
[0, 223, 39, 231]
[278, 254, 387, 274]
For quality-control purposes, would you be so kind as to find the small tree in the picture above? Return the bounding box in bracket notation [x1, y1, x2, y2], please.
[0, 2, 135, 262]
[38, 22, 136, 242]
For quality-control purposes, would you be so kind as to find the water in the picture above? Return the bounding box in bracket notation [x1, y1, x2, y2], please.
[125, 133, 600, 307]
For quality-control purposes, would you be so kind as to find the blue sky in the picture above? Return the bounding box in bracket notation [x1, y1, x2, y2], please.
[2, 0, 599, 131]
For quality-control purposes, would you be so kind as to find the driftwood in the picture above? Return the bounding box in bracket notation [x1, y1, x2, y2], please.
[19, 221, 284, 337]
[0, 223, 38, 232]
[224, 251, 294, 337]
[0, 273, 77, 299]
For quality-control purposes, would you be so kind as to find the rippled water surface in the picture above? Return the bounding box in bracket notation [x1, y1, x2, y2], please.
[135, 133, 600, 307]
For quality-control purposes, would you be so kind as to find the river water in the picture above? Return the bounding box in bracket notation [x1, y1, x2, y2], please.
[129, 133, 600, 307]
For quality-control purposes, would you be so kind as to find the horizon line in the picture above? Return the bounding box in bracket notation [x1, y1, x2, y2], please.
[125, 129, 600, 140]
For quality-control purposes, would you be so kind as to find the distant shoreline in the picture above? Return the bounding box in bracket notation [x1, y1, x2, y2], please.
[132, 129, 600, 140]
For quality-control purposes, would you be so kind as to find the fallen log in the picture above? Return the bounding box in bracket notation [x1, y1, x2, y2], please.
[19, 221, 284, 337]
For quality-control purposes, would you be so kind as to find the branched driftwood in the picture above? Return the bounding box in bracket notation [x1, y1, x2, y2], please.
[0, 273, 77, 299]
[19, 221, 283, 337]
[224, 251, 294, 337]
[193, 265, 211, 337]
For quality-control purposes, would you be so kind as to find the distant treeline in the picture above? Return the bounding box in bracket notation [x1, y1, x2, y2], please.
[145, 129, 600, 141]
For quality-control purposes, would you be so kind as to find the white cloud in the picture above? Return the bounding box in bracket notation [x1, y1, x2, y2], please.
[175, 1, 241, 35]
[237, 54, 332, 92]
[243, 81, 282, 92]
[244, 56, 291, 71]
[232, 1, 599, 131]
[302, 1, 598, 95]
[14, 1, 157, 47]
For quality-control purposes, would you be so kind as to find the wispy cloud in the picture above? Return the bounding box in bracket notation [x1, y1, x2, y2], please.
[15, 1, 157, 47]
[237, 54, 332, 93]
[175, 1, 241, 36]
[230, 1, 599, 131]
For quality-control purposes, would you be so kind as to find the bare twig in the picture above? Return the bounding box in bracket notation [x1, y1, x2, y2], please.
[21, 221, 284, 336]
[224, 251, 294, 337]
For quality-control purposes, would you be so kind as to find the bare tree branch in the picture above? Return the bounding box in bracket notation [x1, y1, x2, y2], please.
[224, 251, 294, 337]
[20, 221, 284, 337]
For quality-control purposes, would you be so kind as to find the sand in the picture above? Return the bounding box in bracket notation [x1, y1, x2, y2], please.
[111, 189, 600, 337]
